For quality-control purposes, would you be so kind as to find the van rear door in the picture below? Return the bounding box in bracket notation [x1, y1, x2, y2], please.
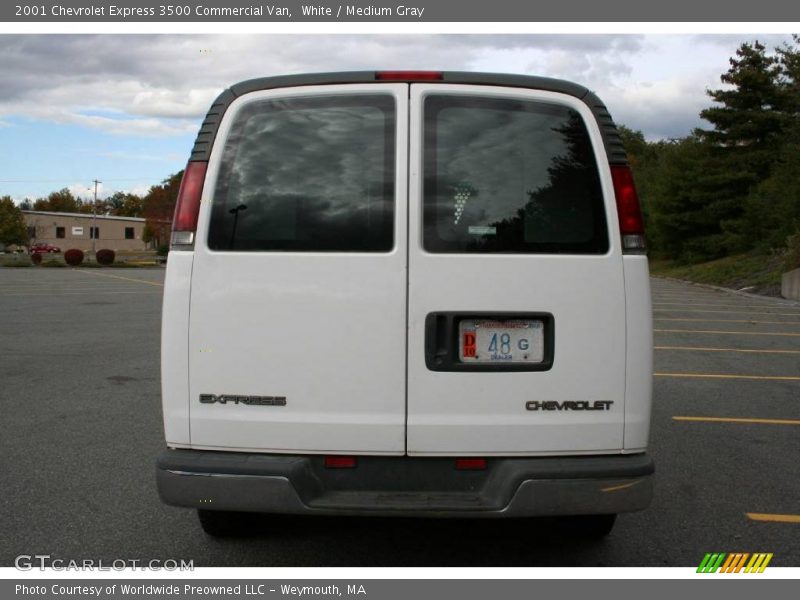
[188, 84, 408, 453]
[406, 84, 627, 455]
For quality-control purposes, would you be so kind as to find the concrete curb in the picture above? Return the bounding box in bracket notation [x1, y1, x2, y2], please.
[652, 276, 800, 307]
[783, 268, 800, 301]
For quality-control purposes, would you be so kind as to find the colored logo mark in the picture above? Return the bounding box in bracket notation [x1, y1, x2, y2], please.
[463, 332, 476, 358]
[697, 552, 773, 573]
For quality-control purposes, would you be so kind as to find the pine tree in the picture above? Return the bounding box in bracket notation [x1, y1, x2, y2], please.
[618, 126, 660, 246]
[696, 41, 785, 180]
[690, 41, 786, 252]
[647, 137, 741, 261]
[746, 37, 800, 249]
[625, 39, 800, 260]
[777, 35, 800, 116]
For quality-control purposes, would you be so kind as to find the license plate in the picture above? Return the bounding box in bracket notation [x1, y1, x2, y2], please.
[458, 319, 544, 363]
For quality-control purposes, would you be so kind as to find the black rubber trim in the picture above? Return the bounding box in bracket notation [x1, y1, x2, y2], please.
[158, 450, 653, 482]
[188, 71, 629, 167]
[424, 312, 555, 372]
[189, 88, 235, 162]
[157, 450, 653, 514]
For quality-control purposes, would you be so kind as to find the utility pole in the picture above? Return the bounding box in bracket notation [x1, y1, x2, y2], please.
[91, 179, 101, 254]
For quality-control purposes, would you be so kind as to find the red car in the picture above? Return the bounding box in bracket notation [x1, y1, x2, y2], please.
[30, 242, 61, 254]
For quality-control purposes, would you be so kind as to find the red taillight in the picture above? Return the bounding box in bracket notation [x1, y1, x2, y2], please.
[455, 458, 487, 471]
[610, 165, 646, 253]
[171, 161, 207, 245]
[324, 455, 357, 469]
[375, 71, 443, 81]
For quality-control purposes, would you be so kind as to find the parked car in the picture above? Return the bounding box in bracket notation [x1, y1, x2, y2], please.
[156, 71, 654, 538]
[30, 242, 61, 254]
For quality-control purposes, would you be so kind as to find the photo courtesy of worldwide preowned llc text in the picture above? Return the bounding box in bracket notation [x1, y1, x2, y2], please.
[0, 0, 799, 597]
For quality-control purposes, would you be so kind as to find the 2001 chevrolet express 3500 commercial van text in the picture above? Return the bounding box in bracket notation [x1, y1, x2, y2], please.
[156, 71, 654, 537]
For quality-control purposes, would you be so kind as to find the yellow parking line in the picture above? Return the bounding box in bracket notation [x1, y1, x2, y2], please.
[654, 309, 800, 316]
[673, 416, 800, 425]
[652, 295, 781, 303]
[653, 302, 796, 308]
[650, 287, 786, 302]
[656, 373, 800, 381]
[1, 291, 162, 297]
[746, 513, 800, 524]
[1, 287, 148, 293]
[656, 318, 800, 325]
[655, 345, 800, 355]
[72, 269, 164, 287]
[650, 287, 764, 302]
[655, 328, 800, 337]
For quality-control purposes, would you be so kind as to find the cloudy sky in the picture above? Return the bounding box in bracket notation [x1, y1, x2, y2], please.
[0, 33, 792, 202]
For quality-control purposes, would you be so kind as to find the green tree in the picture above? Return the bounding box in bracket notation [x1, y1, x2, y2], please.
[618, 125, 648, 162]
[646, 136, 755, 262]
[777, 35, 800, 116]
[33, 188, 79, 213]
[106, 191, 144, 217]
[143, 171, 183, 248]
[0, 196, 28, 246]
[688, 41, 788, 254]
[141, 224, 154, 245]
[745, 37, 800, 249]
[618, 38, 800, 262]
[745, 134, 800, 250]
[696, 41, 785, 180]
[76, 198, 96, 215]
[121, 194, 144, 218]
[106, 191, 126, 213]
[619, 125, 662, 247]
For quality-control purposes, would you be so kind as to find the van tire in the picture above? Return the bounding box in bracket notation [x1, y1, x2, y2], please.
[561, 514, 617, 538]
[197, 509, 252, 537]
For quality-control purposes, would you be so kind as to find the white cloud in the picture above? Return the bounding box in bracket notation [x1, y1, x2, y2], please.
[0, 96, 200, 137]
[67, 182, 104, 201]
[130, 87, 221, 118]
[602, 77, 711, 140]
[124, 183, 153, 197]
[0, 34, 794, 140]
[96, 150, 185, 162]
[65, 180, 156, 200]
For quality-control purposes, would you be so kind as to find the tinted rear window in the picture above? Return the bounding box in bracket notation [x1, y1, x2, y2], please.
[423, 95, 609, 254]
[208, 94, 395, 252]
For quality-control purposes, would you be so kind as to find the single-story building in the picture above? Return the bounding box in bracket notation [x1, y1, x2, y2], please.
[22, 210, 149, 252]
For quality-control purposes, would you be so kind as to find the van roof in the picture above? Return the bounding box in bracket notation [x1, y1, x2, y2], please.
[189, 71, 628, 167]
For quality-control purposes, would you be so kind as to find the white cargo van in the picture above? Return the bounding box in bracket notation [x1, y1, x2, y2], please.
[157, 71, 653, 537]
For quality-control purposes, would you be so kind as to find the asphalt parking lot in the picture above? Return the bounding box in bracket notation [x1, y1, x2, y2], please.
[0, 267, 798, 567]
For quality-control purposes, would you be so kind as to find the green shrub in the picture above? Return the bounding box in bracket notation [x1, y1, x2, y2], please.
[31, 253, 42, 265]
[1, 259, 30, 267]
